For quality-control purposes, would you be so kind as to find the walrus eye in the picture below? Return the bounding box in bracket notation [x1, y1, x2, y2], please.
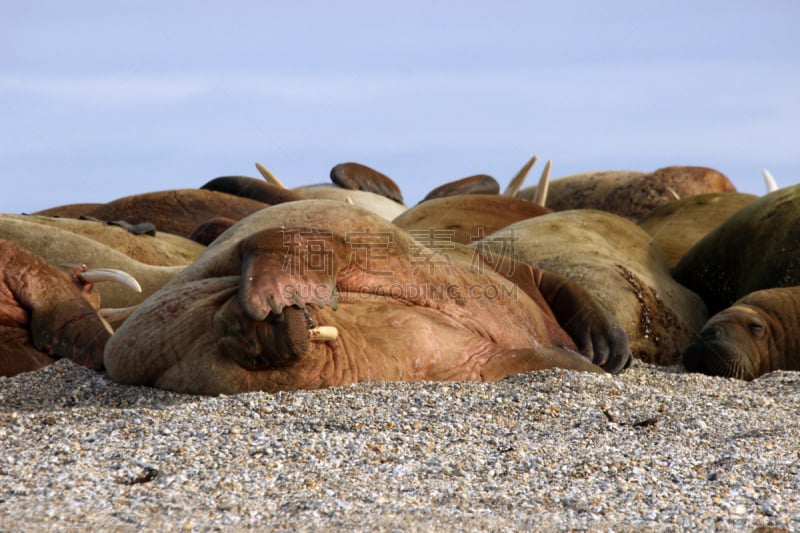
[747, 320, 765, 338]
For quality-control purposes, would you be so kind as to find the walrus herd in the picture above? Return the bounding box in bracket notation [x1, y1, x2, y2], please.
[1, 158, 798, 394]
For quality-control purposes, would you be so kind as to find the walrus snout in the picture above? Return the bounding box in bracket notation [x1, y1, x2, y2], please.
[682, 335, 756, 380]
[681, 339, 724, 376]
[216, 301, 313, 371]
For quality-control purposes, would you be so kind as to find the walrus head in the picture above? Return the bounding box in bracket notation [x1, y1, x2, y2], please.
[681, 304, 769, 380]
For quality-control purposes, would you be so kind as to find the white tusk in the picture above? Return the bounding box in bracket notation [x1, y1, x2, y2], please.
[80, 268, 142, 293]
[533, 160, 551, 207]
[255, 162, 287, 189]
[763, 169, 778, 193]
[665, 187, 681, 201]
[504, 154, 537, 197]
[309, 326, 338, 342]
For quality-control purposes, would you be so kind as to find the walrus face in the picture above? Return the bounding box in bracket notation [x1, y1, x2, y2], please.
[682, 305, 768, 380]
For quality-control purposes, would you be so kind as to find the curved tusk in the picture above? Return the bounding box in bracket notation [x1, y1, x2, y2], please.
[763, 169, 778, 193]
[504, 154, 537, 197]
[80, 268, 142, 293]
[255, 162, 287, 189]
[309, 326, 338, 342]
[533, 159, 551, 207]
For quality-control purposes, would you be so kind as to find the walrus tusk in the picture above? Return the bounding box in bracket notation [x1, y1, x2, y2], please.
[533, 160, 551, 207]
[504, 154, 537, 197]
[79, 268, 142, 293]
[99, 305, 140, 330]
[666, 187, 681, 201]
[255, 162, 287, 189]
[763, 169, 778, 193]
[309, 326, 338, 342]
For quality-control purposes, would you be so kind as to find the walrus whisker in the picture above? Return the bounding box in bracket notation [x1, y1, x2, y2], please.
[79, 268, 142, 293]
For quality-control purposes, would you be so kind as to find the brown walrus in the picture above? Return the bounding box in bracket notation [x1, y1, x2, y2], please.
[0, 214, 205, 266]
[673, 184, 800, 314]
[517, 166, 736, 220]
[104, 200, 630, 395]
[200, 176, 305, 205]
[476, 209, 707, 365]
[79, 189, 269, 239]
[0, 238, 137, 377]
[393, 194, 551, 245]
[0, 216, 184, 308]
[636, 192, 757, 269]
[682, 286, 800, 379]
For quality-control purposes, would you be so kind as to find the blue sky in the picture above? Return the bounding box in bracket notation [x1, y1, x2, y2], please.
[2, 1, 798, 213]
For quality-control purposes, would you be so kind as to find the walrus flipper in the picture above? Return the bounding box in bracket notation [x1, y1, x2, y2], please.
[330, 162, 404, 204]
[470, 249, 631, 373]
[535, 270, 631, 373]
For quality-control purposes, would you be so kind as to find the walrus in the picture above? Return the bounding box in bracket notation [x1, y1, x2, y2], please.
[682, 286, 800, 379]
[79, 189, 269, 239]
[636, 192, 757, 269]
[476, 209, 707, 365]
[0, 238, 138, 377]
[673, 184, 800, 314]
[200, 176, 305, 205]
[330, 162, 405, 204]
[0, 214, 205, 266]
[33, 203, 103, 218]
[292, 186, 407, 220]
[253, 161, 408, 219]
[104, 200, 630, 395]
[517, 166, 736, 220]
[0, 216, 184, 308]
[420, 175, 500, 201]
[393, 194, 551, 245]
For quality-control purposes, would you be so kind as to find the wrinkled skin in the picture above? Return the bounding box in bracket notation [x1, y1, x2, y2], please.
[393, 194, 551, 245]
[683, 286, 800, 379]
[477, 209, 706, 365]
[0, 239, 112, 377]
[673, 185, 800, 314]
[105, 200, 629, 395]
[517, 166, 736, 221]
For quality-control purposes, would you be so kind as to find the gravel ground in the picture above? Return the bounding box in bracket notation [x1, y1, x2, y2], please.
[1, 359, 798, 532]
